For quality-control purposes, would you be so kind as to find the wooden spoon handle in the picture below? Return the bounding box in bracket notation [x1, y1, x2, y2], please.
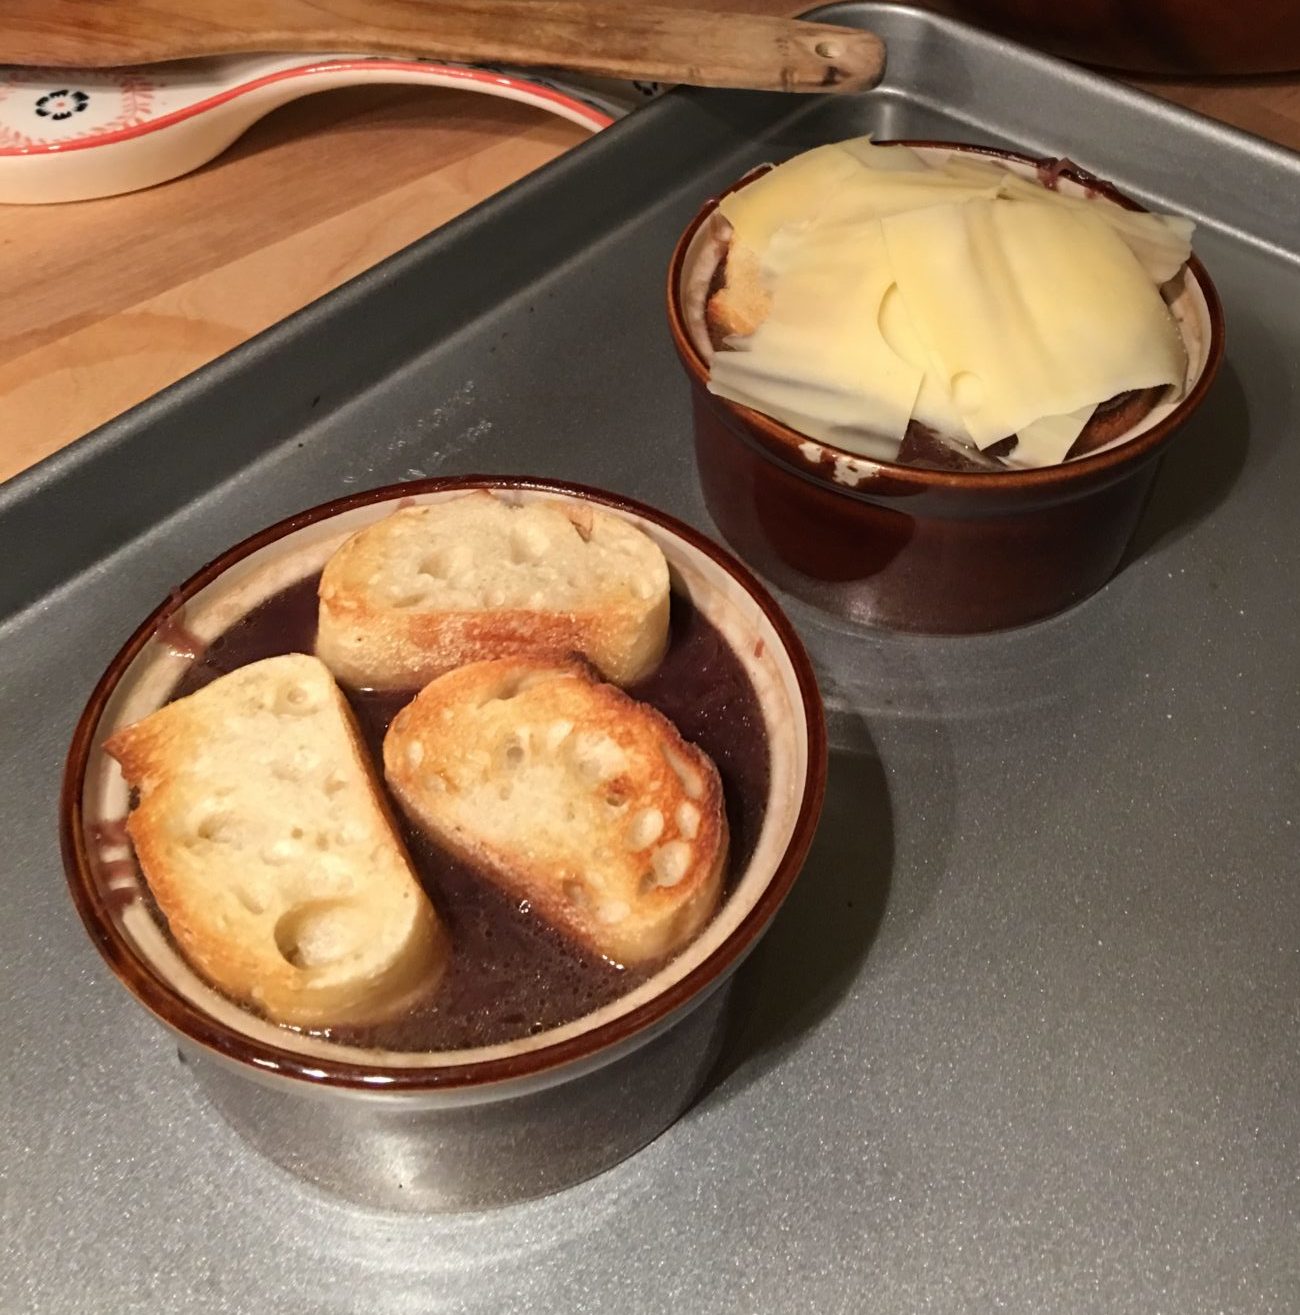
[0, 0, 886, 94]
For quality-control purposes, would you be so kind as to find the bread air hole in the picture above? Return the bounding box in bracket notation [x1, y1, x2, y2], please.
[510, 523, 550, 564]
[334, 821, 365, 847]
[260, 837, 303, 866]
[652, 840, 691, 888]
[598, 899, 630, 926]
[478, 671, 544, 707]
[273, 900, 366, 970]
[676, 802, 701, 841]
[420, 544, 471, 580]
[271, 748, 320, 783]
[627, 806, 664, 851]
[233, 885, 266, 915]
[571, 731, 625, 785]
[273, 682, 321, 716]
[195, 809, 241, 845]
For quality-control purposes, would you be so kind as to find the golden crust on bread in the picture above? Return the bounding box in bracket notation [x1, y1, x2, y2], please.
[105, 654, 446, 1028]
[316, 492, 670, 691]
[705, 242, 772, 347]
[384, 657, 728, 967]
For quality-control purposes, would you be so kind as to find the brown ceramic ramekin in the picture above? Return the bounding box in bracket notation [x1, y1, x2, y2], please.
[61, 477, 827, 1212]
[667, 143, 1225, 633]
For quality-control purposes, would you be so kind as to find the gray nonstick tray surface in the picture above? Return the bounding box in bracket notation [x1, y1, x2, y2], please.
[3, 5, 1297, 1311]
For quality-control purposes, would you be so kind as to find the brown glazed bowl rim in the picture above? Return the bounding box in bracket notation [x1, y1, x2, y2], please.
[60, 476, 828, 1093]
[666, 139, 1226, 493]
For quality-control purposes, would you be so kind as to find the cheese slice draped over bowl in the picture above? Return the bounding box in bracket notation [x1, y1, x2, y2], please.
[709, 221, 922, 461]
[706, 137, 1194, 468]
[880, 198, 1187, 450]
[940, 156, 1195, 283]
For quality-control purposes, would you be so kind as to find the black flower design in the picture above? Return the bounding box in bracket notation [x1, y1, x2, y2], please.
[35, 89, 89, 121]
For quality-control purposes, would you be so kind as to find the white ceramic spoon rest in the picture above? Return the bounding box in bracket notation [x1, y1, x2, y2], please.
[0, 54, 650, 204]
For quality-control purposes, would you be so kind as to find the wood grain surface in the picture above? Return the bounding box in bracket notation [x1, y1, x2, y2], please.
[2, 0, 1298, 484]
[0, 0, 886, 93]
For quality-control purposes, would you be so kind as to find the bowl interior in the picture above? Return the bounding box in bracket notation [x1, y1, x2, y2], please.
[69, 481, 820, 1084]
[674, 143, 1219, 482]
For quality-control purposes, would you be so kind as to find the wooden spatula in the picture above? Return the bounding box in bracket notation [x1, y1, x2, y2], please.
[0, 0, 886, 94]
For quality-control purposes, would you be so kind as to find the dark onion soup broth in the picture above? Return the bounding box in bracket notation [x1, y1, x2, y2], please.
[164, 571, 771, 1051]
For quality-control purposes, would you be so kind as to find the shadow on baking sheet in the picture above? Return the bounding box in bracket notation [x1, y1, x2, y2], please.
[1125, 360, 1251, 567]
[691, 717, 901, 1109]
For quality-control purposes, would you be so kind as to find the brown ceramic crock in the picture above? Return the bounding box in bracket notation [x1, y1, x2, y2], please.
[61, 477, 827, 1211]
[666, 142, 1225, 634]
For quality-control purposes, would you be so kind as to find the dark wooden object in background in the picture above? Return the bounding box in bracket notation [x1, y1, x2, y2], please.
[950, 0, 1300, 75]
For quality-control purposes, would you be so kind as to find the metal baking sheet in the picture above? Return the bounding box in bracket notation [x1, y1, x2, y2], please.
[3, 5, 1297, 1310]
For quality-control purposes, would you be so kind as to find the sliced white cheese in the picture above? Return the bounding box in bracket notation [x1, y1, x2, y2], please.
[902, 153, 1194, 285]
[753, 170, 1001, 297]
[995, 173, 1193, 283]
[876, 284, 970, 440]
[708, 219, 920, 458]
[834, 137, 927, 171]
[881, 197, 1187, 448]
[718, 138, 1001, 263]
[717, 145, 862, 256]
[705, 138, 1196, 468]
[931, 154, 1013, 187]
[814, 167, 1002, 230]
[1009, 404, 1097, 468]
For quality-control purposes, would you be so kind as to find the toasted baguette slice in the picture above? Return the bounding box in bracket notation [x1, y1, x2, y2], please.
[316, 492, 670, 691]
[104, 654, 446, 1029]
[384, 658, 728, 967]
[705, 239, 772, 346]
